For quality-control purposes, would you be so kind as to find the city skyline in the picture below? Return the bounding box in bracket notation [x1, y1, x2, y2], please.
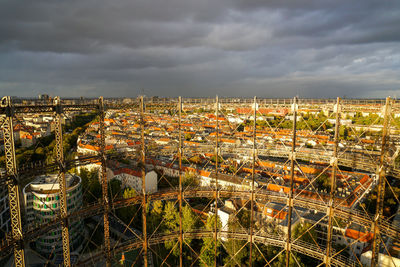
[1, 0, 400, 98]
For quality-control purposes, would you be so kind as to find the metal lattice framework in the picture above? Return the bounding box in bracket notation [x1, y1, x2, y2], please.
[1, 96, 400, 267]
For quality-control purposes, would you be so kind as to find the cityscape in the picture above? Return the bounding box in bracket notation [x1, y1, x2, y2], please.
[1, 95, 400, 266]
[2, 1, 400, 267]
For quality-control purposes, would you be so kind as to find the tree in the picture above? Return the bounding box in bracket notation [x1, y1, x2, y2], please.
[273, 252, 305, 267]
[185, 133, 193, 141]
[182, 205, 197, 234]
[122, 187, 137, 199]
[224, 215, 248, 267]
[292, 222, 317, 244]
[315, 172, 331, 193]
[182, 204, 199, 262]
[109, 178, 122, 199]
[189, 155, 202, 164]
[210, 155, 223, 163]
[183, 171, 199, 187]
[339, 126, 349, 139]
[79, 168, 101, 203]
[163, 201, 179, 257]
[148, 200, 164, 233]
[200, 214, 221, 266]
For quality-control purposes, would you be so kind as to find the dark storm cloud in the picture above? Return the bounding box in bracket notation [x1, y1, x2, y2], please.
[0, 0, 399, 98]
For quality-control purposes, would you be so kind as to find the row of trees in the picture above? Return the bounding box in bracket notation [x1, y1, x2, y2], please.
[147, 200, 200, 265]
[240, 112, 333, 132]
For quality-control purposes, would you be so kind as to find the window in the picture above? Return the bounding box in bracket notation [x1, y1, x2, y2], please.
[52, 203, 57, 208]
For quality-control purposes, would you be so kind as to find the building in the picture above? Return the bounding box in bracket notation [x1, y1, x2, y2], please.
[360, 251, 400, 267]
[0, 186, 10, 240]
[23, 174, 84, 256]
[107, 168, 158, 193]
[38, 94, 49, 100]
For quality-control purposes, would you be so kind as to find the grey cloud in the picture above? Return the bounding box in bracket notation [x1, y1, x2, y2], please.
[0, 0, 399, 98]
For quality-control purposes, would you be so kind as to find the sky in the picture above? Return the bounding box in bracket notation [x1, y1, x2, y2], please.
[1, 0, 400, 98]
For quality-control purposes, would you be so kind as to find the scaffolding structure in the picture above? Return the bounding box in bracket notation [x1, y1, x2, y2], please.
[1, 96, 400, 267]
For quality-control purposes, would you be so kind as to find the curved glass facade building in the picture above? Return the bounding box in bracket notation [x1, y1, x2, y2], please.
[23, 174, 84, 255]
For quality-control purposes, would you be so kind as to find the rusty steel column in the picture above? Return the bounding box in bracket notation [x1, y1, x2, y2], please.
[249, 96, 257, 266]
[99, 97, 111, 266]
[1, 96, 25, 267]
[214, 95, 219, 267]
[178, 96, 183, 267]
[140, 96, 148, 267]
[285, 96, 298, 267]
[54, 96, 71, 267]
[371, 97, 391, 267]
[325, 97, 341, 266]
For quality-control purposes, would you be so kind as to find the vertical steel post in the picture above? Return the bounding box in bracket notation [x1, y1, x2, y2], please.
[285, 96, 298, 267]
[371, 97, 391, 267]
[178, 96, 183, 267]
[99, 97, 111, 266]
[1, 96, 25, 267]
[53, 96, 71, 267]
[249, 96, 257, 266]
[325, 97, 341, 266]
[214, 95, 219, 267]
[140, 96, 148, 267]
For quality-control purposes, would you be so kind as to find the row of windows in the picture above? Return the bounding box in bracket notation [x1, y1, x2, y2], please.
[39, 221, 82, 241]
[40, 210, 55, 216]
[38, 233, 84, 252]
[70, 186, 81, 196]
[31, 185, 81, 203]
[33, 195, 60, 202]
[33, 194, 82, 210]
[37, 243, 62, 251]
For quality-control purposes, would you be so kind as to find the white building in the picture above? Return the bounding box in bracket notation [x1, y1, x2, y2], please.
[332, 227, 373, 259]
[107, 168, 158, 193]
[23, 174, 84, 255]
[361, 251, 400, 267]
[200, 172, 257, 191]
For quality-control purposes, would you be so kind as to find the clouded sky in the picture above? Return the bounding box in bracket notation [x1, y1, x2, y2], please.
[1, 0, 400, 98]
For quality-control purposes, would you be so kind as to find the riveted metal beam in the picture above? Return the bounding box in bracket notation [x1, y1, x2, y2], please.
[54, 96, 71, 267]
[214, 95, 219, 267]
[325, 97, 341, 266]
[249, 96, 257, 266]
[1, 96, 25, 267]
[99, 96, 111, 267]
[178, 96, 183, 267]
[286, 96, 298, 267]
[140, 96, 148, 267]
[371, 96, 391, 267]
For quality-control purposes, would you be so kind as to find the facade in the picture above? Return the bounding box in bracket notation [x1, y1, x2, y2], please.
[0, 186, 10, 240]
[361, 251, 400, 267]
[107, 168, 158, 193]
[23, 174, 84, 255]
